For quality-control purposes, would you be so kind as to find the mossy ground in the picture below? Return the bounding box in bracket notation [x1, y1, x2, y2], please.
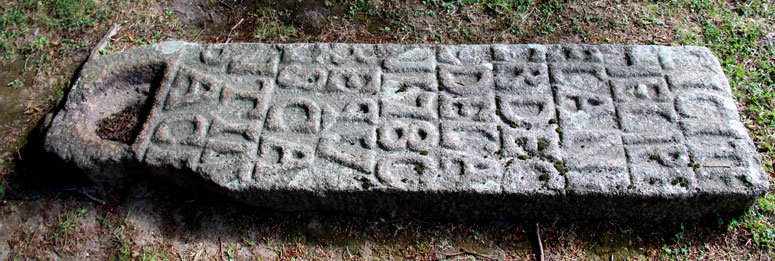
[0, 0, 773, 259]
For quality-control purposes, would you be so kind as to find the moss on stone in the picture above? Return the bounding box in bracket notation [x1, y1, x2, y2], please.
[537, 140, 547, 151]
[553, 160, 569, 175]
[414, 164, 424, 175]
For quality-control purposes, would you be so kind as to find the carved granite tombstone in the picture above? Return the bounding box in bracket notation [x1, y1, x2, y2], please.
[42, 42, 769, 220]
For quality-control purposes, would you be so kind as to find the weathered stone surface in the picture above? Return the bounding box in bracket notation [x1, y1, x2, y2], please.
[43, 42, 769, 220]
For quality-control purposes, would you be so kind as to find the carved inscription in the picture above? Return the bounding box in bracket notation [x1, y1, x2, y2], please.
[133, 44, 763, 195]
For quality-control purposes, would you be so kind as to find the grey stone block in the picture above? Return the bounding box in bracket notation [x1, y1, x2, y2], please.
[43, 42, 769, 220]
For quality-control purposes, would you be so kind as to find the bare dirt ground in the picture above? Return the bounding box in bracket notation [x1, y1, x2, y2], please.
[0, 0, 773, 259]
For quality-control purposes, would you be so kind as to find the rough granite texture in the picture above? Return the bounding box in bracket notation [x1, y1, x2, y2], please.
[43, 42, 769, 220]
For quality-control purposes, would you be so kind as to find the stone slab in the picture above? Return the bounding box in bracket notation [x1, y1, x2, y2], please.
[42, 42, 769, 220]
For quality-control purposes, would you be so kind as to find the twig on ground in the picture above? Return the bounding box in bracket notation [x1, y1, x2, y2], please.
[15, 148, 21, 161]
[7, 187, 105, 204]
[88, 23, 120, 61]
[219, 237, 224, 261]
[401, 247, 497, 260]
[174, 248, 184, 261]
[193, 22, 206, 42]
[193, 248, 202, 261]
[218, 0, 233, 10]
[225, 18, 244, 43]
[534, 222, 544, 261]
[381, 217, 430, 224]
[459, 247, 498, 260]
[702, 165, 732, 168]
[219, 0, 234, 10]
[56, 187, 105, 205]
[6, 194, 40, 201]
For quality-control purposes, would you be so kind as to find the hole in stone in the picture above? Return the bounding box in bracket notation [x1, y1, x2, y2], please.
[513, 67, 524, 77]
[96, 101, 145, 144]
[650, 85, 661, 98]
[95, 62, 166, 144]
[394, 128, 404, 139]
[415, 96, 424, 106]
[454, 102, 465, 115]
[417, 129, 428, 140]
[588, 98, 602, 106]
[293, 151, 305, 159]
[532, 69, 541, 76]
[270, 146, 283, 164]
[358, 103, 369, 113]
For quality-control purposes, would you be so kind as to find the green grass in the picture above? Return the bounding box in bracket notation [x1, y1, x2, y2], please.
[138, 247, 173, 261]
[49, 0, 105, 31]
[678, 0, 775, 175]
[0, 181, 5, 201]
[0, 0, 110, 59]
[49, 207, 88, 244]
[748, 194, 775, 249]
[249, 7, 297, 41]
[669, 0, 775, 254]
[723, 193, 775, 250]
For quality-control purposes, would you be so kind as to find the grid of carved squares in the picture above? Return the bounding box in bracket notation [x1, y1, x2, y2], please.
[142, 44, 751, 193]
